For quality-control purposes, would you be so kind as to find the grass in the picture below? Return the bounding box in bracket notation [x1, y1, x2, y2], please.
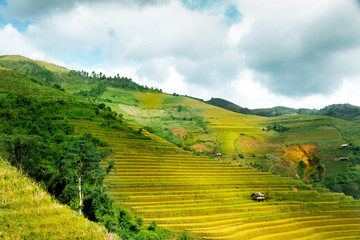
[0, 157, 115, 240]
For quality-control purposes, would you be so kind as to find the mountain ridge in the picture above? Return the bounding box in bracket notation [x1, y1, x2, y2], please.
[203, 97, 360, 123]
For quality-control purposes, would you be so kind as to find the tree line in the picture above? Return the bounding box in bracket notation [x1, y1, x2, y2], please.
[0, 60, 162, 93]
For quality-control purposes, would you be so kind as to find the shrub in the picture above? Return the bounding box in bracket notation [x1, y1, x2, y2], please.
[267, 122, 290, 132]
[135, 217, 144, 227]
[136, 230, 160, 240]
[148, 221, 157, 231]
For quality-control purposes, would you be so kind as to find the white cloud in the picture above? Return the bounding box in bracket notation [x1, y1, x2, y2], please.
[0, 24, 44, 59]
[233, 0, 360, 97]
[227, 17, 252, 47]
[0, 0, 360, 109]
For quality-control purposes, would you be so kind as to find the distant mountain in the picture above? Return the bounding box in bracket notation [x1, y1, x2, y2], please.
[205, 98, 251, 114]
[203, 97, 360, 123]
[318, 104, 360, 123]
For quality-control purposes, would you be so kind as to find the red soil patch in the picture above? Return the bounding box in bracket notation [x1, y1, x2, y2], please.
[191, 143, 212, 153]
[172, 128, 187, 140]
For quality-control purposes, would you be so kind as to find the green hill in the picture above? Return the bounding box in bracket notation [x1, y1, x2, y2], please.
[0, 157, 114, 239]
[318, 104, 360, 123]
[1, 56, 360, 239]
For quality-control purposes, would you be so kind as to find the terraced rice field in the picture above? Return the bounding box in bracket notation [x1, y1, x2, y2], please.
[0, 158, 113, 239]
[72, 119, 360, 239]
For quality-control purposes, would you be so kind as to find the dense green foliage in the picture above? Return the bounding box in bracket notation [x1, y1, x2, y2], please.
[318, 104, 360, 123]
[0, 59, 162, 93]
[266, 121, 290, 132]
[325, 172, 360, 199]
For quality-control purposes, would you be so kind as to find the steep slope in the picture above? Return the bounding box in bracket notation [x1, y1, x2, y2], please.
[0, 157, 114, 239]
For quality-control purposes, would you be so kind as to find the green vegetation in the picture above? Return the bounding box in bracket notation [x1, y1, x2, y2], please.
[318, 103, 360, 123]
[266, 121, 290, 132]
[0, 57, 162, 94]
[0, 157, 114, 239]
[205, 97, 251, 114]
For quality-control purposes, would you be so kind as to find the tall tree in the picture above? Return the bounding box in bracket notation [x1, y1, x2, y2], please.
[59, 140, 105, 215]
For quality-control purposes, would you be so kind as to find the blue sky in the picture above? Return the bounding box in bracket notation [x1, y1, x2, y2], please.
[0, 0, 360, 109]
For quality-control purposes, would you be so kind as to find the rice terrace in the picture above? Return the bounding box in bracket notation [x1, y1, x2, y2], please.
[1, 1, 360, 239]
[0, 55, 360, 239]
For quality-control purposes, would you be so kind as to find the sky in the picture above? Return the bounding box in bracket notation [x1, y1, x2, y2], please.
[1, 0, 360, 109]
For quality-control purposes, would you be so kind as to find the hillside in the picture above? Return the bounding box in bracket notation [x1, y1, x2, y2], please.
[87, 88, 360, 198]
[1, 56, 360, 239]
[0, 157, 114, 239]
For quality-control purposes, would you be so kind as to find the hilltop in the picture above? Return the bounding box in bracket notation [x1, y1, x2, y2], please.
[0, 55, 69, 73]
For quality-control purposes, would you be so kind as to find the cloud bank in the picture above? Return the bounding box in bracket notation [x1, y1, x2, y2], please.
[0, 0, 360, 108]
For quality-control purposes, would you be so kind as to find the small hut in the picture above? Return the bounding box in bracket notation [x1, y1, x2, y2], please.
[341, 144, 349, 148]
[251, 192, 265, 202]
[339, 157, 349, 162]
[214, 153, 222, 157]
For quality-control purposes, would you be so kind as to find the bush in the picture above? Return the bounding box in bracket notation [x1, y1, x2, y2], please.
[148, 221, 157, 231]
[267, 122, 290, 132]
[144, 126, 155, 133]
[136, 230, 160, 240]
[135, 217, 144, 227]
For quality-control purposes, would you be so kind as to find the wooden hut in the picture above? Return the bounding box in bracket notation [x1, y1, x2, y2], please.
[251, 192, 265, 202]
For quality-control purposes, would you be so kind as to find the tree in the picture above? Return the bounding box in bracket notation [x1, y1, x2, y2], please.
[60, 140, 105, 215]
